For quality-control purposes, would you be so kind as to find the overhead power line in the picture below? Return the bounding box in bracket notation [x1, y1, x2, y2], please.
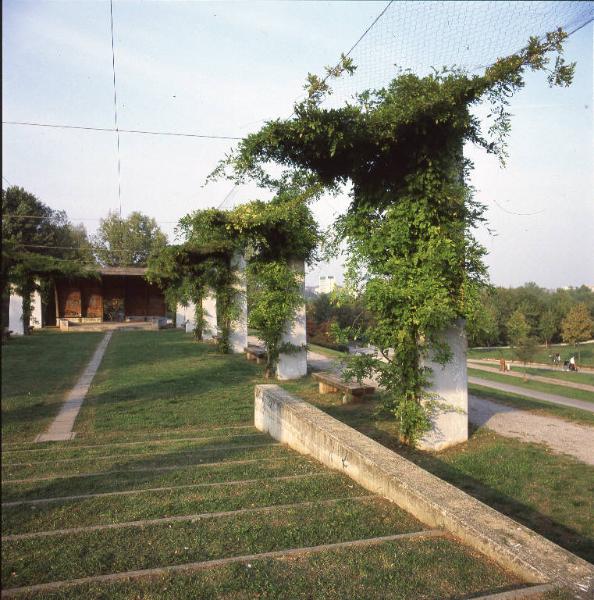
[2, 175, 13, 186]
[3, 213, 180, 225]
[2, 121, 243, 140]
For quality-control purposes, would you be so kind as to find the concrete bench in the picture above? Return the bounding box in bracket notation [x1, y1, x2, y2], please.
[245, 345, 267, 364]
[312, 371, 375, 404]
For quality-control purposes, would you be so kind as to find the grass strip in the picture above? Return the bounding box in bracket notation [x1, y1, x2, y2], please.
[2, 457, 322, 502]
[1, 531, 446, 597]
[467, 343, 594, 368]
[2, 538, 530, 600]
[467, 368, 594, 404]
[2, 474, 327, 509]
[1, 432, 266, 458]
[2, 454, 291, 485]
[0, 424, 259, 453]
[2, 498, 425, 587]
[2, 444, 286, 479]
[4, 495, 376, 541]
[470, 385, 594, 426]
[1, 473, 364, 534]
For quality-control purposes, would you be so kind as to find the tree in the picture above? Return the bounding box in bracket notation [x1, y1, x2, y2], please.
[539, 308, 558, 348]
[561, 303, 593, 364]
[2, 186, 95, 332]
[93, 211, 167, 267]
[214, 31, 574, 444]
[507, 309, 537, 380]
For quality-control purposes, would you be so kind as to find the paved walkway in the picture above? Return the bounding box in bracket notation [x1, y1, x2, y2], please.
[468, 376, 594, 414]
[35, 331, 113, 443]
[469, 396, 594, 466]
[468, 360, 594, 392]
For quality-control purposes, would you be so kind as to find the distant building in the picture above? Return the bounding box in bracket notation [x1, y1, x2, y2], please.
[317, 275, 336, 295]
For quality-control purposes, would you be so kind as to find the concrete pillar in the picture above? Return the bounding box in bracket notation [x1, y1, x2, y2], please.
[277, 259, 307, 380]
[418, 319, 468, 451]
[176, 302, 195, 331]
[202, 291, 217, 340]
[31, 288, 43, 329]
[229, 252, 247, 353]
[8, 288, 25, 336]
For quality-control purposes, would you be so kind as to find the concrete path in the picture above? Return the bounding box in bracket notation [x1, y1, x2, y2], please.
[35, 332, 113, 443]
[468, 357, 594, 374]
[469, 395, 594, 466]
[468, 360, 594, 392]
[468, 376, 594, 414]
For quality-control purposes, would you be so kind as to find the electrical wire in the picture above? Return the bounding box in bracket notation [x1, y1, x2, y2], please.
[2, 121, 244, 140]
[2, 175, 13, 186]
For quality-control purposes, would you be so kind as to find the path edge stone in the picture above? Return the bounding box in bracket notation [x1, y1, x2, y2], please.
[254, 384, 594, 598]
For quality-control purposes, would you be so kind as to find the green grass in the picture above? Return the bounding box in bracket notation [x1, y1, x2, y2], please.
[507, 365, 594, 386]
[9, 538, 527, 600]
[282, 377, 594, 563]
[308, 343, 348, 358]
[2, 330, 526, 598]
[2, 497, 423, 587]
[469, 384, 594, 426]
[468, 341, 594, 367]
[1, 331, 103, 442]
[467, 367, 594, 404]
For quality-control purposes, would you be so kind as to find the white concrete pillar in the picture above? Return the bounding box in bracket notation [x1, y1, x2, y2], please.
[8, 288, 25, 336]
[277, 259, 307, 380]
[176, 302, 195, 331]
[418, 319, 468, 451]
[202, 291, 217, 340]
[229, 253, 247, 353]
[31, 288, 43, 329]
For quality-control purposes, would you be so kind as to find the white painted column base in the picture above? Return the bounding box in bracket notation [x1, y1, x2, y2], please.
[9, 289, 25, 336]
[229, 253, 247, 353]
[31, 288, 43, 329]
[277, 259, 307, 380]
[202, 292, 217, 340]
[417, 319, 468, 451]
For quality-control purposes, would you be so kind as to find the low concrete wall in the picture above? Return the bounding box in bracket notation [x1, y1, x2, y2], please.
[255, 385, 594, 597]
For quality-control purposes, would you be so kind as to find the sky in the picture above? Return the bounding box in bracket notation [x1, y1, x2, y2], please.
[3, 1, 593, 289]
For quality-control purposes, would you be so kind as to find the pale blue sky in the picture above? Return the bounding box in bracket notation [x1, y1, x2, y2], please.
[3, 1, 593, 288]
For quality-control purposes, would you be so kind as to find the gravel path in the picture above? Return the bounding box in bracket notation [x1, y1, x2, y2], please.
[469, 395, 594, 465]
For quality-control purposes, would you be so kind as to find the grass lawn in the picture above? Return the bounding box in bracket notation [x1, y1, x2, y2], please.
[469, 384, 594, 427]
[308, 343, 348, 359]
[282, 378, 594, 564]
[467, 367, 594, 404]
[1, 331, 104, 443]
[468, 341, 594, 368]
[506, 365, 594, 386]
[1, 329, 531, 599]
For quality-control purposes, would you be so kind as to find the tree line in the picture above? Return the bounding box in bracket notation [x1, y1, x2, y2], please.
[467, 283, 594, 348]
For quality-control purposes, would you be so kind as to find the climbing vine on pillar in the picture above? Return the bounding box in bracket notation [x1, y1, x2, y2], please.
[214, 30, 575, 444]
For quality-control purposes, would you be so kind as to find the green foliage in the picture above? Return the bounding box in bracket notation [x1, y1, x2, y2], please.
[248, 260, 303, 377]
[2, 186, 96, 332]
[507, 309, 538, 377]
[561, 303, 593, 363]
[213, 29, 574, 444]
[93, 211, 167, 267]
